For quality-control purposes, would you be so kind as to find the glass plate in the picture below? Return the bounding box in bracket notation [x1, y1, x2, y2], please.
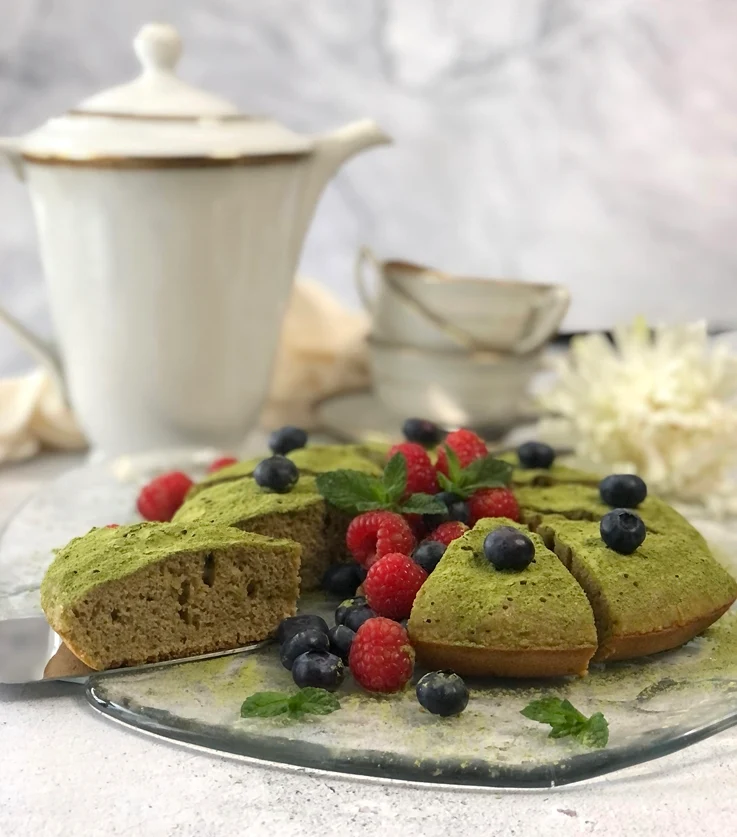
[5, 450, 737, 787]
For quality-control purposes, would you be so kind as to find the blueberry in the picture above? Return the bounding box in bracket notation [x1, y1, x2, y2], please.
[422, 492, 468, 530]
[599, 474, 648, 509]
[483, 526, 535, 571]
[253, 456, 299, 493]
[291, 650, 345, 691]
[322, 563, 362, 597]
[343, 604, 376, 632]
[335, 596, 366, 626]
[600, 509, 646, 554]
[268, 425, 308, 456]
[280, 628, 330, 670]
[412, 540, 447, 574]
[402, 418, 443, 447]
[328, 625, 355, 661]
[276, 614, 329, 645]
[517, 441, 555, 470]
[416, 670, 469, 717]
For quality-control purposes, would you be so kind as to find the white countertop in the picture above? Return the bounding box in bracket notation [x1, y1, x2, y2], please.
[1, 454, 737, 836]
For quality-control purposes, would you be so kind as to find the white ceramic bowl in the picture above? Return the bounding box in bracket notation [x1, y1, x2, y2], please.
[368, 338, 540, 431]
[357, 249, 570, 355]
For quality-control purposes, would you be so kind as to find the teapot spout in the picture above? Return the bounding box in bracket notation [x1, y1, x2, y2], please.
[290, 120, 391, 262]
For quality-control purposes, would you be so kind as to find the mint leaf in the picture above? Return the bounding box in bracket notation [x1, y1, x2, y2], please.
[461, 457, 513, 492]
[316, 470, 384, 513]
[439, 452, 513, 499]
[436, 472, 455, 493]
[287, 687, 341, 718]
[445, 445, 463, 485]
[577, 712, 609, 748]
[241, 688, 341, 721]
[382, 453, 408, 505]
[398, 493, 447, 515]
[240, 691, 290, 718]
[521, 697, 609, 749]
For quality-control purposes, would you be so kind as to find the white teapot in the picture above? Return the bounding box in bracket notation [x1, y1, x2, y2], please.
[0, 23, 390, 456]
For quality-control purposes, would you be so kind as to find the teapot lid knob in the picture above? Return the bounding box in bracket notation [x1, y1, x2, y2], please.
[134, 23, 182, 74]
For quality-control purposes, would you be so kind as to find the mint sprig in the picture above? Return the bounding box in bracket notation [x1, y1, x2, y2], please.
[240, 687, 340, 721]
[521, 697, 609, 748]
[316, 453, 446, 516]
[437, 447, 513, 499]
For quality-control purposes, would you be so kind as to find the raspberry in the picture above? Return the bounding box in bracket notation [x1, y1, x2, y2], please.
[346, 511, 416, 569]
[468, 487, 520, 525]
[105, 524, 120, 529]
[207, 456, 238, 473]
[388, 442, 438, 496]
[349, 617, 415, 693]
[363, 553, 428, 620]
[435, 429, 487, 476]
[427, 520, 469, 546]
[136, 471, 193, 522]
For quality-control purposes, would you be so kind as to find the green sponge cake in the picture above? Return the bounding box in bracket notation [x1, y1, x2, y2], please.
[408, 519, 598, 677]
[533, 516, 737, 662]
[174, 476, 348, 591]
[497, 451, 600, 487]
[40, 522, 301, 671]
[516, 484, 707, 547]
[188, 443, 384, 498]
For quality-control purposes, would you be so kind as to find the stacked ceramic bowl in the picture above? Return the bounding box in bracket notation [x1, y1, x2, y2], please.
[356, 248, 570, 435]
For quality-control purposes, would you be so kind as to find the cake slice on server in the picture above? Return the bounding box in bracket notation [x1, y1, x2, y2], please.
[407, 519, 598, 678]
[40, 522, 301, 671]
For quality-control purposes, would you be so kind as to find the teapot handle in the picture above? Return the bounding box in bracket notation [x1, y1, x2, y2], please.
[0, 139, 67, 397]
[513, 285, 571, 355]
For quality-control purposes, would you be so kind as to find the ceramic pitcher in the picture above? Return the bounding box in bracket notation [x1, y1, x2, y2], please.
[0, 24, 390, 455]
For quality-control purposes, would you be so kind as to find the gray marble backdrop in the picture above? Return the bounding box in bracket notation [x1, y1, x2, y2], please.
[0, 0, 736, 374]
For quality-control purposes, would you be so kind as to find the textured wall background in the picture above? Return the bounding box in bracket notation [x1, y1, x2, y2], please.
[1, 0, 736, 374]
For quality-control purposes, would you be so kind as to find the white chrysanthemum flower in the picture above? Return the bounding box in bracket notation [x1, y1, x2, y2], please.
[537, 319, 737, 512]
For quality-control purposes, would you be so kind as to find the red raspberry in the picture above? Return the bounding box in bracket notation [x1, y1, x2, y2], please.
[105, 524, 120, 529]
[363, 553, 428, 620]
[346, 511, 416, 569]
[349, 617, 415, 693]
[427, 520, 469, 546]
[388, 442, 438, 496]
[136, 471, 194, 522]
[207, 456, 238, 473]
[435, 429, 487, 476]
[468, 487, 520, 525]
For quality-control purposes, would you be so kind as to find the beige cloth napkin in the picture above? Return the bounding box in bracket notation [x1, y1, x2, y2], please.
[0, 280, 371, 464]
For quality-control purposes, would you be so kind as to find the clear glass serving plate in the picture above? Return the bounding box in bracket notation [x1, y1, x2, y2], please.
[4, 450, 737, 787]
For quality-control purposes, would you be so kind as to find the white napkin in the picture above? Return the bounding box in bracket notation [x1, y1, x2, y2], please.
[0, 280, 371, 464]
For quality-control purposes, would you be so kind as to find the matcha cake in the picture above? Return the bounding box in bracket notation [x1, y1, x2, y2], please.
[188, 443, 384, 499]
[174, 475, 347, 591]
[497, 451, 600, 487]
[40, 522, 301, 671]
[516, 484, 708, 547]
[408, 519, 598, 677]
[533, 516, 737, 661]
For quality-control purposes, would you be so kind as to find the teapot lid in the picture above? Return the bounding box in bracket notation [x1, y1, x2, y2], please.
[19, 23, 313, 164]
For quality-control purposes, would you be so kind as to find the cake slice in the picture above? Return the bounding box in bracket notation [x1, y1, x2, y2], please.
[516, 484, 707, 547]
[174, 475, 345, 591]
[40, 522, 301, 671]
[496, 451, 600, 487]
[408, 519, 598, 677]
[534, 516, 737, 661]
[188, 443, 384, 498]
